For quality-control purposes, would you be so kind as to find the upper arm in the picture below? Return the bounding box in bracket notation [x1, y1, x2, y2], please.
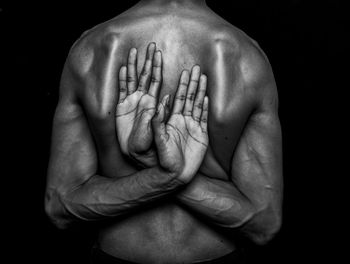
[46, 91, 97, 194]
[45, 51, 98, 226]
[231, 44, 283, 236]
[231, 104, 282, 210]
[45, 29, 129, 227]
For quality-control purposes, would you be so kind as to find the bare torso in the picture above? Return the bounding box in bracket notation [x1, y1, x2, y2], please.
[66, 3, 267, 263]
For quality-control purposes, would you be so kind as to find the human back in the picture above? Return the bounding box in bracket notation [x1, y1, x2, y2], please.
[75, 0, 262, 176]
[62, 1, 273, 263]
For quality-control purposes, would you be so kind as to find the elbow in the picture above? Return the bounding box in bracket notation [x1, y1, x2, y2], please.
[249, 210, 282, 245]
[233, 202, 282, 245]
[44, 189, 72, 230]
[250, 218, 281, 245]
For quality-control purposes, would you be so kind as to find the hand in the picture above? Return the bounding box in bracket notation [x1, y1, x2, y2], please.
[152, 65, 209, 183]
[116, 43, 161, 166]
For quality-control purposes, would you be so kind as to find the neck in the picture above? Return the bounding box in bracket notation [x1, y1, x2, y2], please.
[139, 0, 206, 7]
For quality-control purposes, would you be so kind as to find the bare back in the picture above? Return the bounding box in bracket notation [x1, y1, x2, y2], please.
[55, 3, 280, 263]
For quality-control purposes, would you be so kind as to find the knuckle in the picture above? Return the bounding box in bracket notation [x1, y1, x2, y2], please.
[187, 93, 195, 101]
[195, 102, 203, 109]
[141, 70, 150, 77]
[151, 77, 160, 83]
[127, 76, 136, 82]
[176, 95, 186, 101]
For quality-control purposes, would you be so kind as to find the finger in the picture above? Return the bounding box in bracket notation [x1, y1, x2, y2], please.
[164, 94, 171, 121]
[127, 48, 138, 94]
[192, 74, 207, 122]
[152, 95, 169, 139]
[148, 50, 162, 98]
[200, 96, 209, 132]
[172, 70, 190, 114]
[138, 42, 156, 92]
[183, 65, 201, 116]
[118, 66, 127, 103]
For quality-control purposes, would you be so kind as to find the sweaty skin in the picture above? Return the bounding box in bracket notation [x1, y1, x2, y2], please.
[45, 0, 283, 263]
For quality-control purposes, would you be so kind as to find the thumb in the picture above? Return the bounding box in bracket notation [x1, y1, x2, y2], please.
[152, 94, 169, 138]
[164, 94, 172, 122]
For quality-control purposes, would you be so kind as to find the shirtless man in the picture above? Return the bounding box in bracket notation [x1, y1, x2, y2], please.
[45, 0, 283, 263]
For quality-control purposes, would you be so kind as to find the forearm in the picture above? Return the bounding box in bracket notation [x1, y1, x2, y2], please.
[47, 166, 181, 228]
[176, 173, 280, 244]
[176, 173, 255, 227]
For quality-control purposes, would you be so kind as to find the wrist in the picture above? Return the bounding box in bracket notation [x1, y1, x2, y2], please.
[176, 166, 200, 184]
[160, 167, 194, 185]
[155, 166, 187, 189]
[129, 146, 153, 157]
[129, 149, 158, 168]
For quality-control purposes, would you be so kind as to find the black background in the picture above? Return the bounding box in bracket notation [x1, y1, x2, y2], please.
[3, 0, 346, 263]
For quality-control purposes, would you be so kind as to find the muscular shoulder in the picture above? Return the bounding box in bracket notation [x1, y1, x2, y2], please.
[209, 24, 278, 112]
[57, 20, 127, 123]
[67, 24, 122, 77]
[60, 20, 125, 99]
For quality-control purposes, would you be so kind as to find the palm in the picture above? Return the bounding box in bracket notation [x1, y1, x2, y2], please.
[164, 114, 208, 176]
[128, 94, 157, 153]
[116, 43, 162, 166]
[153, 66, 209, 183]
[116, 91, 144, 154]
[168, 114, 207, 155]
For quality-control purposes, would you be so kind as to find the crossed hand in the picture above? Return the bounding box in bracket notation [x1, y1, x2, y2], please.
[116, 43, 209, 183]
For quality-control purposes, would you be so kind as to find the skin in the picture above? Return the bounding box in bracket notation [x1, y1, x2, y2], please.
[116, 43, 209, 183]
[116, 45, 160, 167]
[45, 0, 283, 263]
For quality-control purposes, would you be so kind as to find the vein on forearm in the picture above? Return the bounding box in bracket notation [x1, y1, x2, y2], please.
[176, 174, 254, 227]
[59, 167, 180, 222]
